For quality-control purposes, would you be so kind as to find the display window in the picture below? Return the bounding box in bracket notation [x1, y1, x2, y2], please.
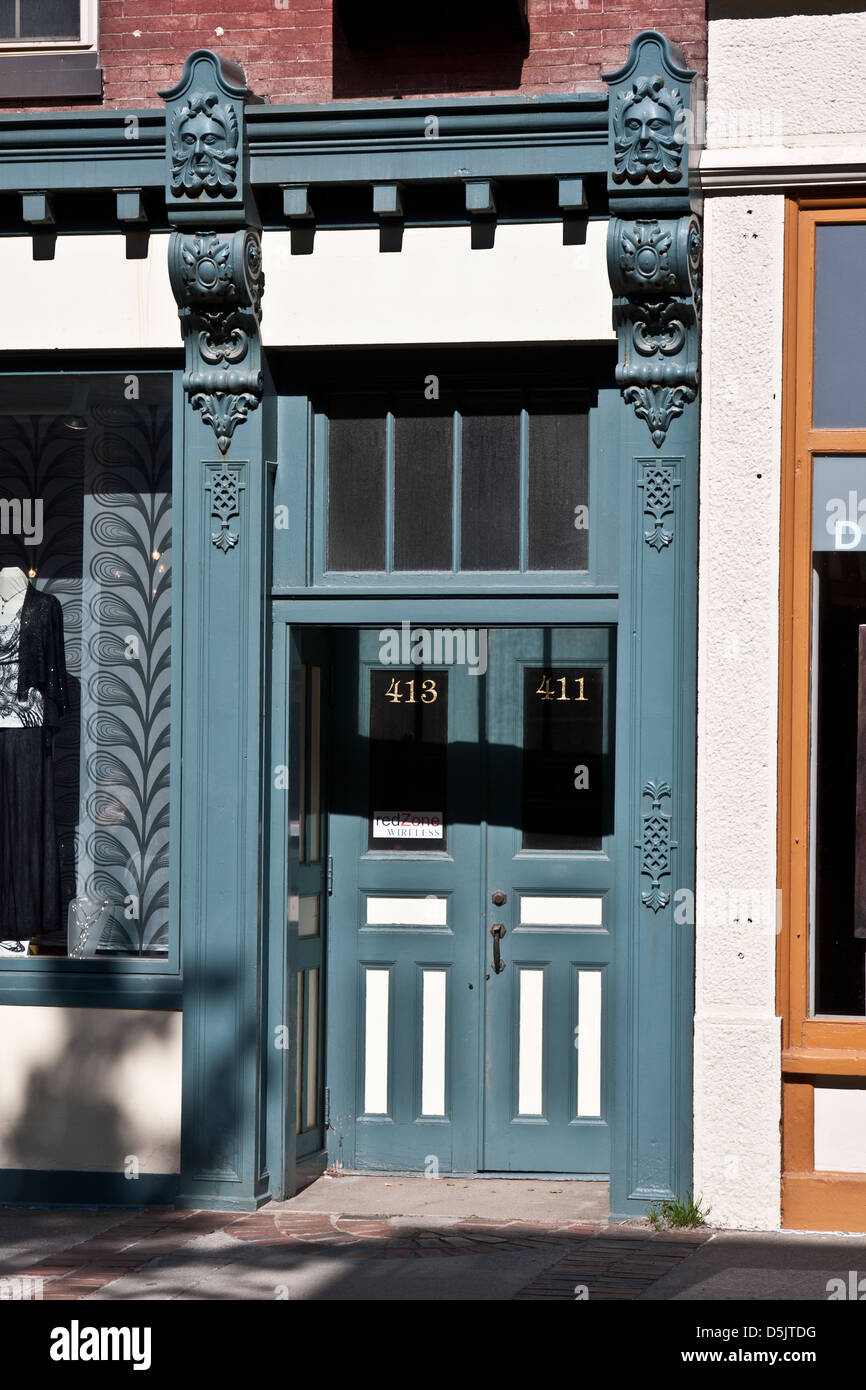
[0, 373, 173, 960]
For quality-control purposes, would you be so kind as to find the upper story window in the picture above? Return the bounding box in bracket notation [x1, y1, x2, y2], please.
[0, 0, 101, 102]
[0, 1, 84, 44]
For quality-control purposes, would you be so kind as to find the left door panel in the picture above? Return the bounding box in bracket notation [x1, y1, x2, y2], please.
[326, 630, 484, 1173]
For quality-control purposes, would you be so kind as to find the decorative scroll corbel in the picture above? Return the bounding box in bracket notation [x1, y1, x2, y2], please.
[604, 32, 701, 449]
[161, 51, 264, 456]
[608, 212, 700, 448]
[168, 227, 264, 454]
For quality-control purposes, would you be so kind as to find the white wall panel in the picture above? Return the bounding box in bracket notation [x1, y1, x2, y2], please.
[2, 221, 612, 352]
[421, 970, 447, 1117]
[0, 1006, 181, 1172]
[2, 234, 177, 349]
[577, 970, 602, 1118]
[262, 221, 614, 347]
[814, 1088, 866, 1174]
[520, 896, 603, 927]
[366, 897, 448, 926]
[518, 969, 544, 1116]
[364, 969, 390, 1115]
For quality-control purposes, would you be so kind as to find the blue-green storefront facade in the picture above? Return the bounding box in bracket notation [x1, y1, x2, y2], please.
[0, 34, 700, 1218]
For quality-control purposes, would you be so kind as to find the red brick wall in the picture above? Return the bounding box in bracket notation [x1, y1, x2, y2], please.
[91, 1, 707, 109]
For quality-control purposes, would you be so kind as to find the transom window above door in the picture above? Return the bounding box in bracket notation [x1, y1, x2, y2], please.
[319, 389, 589, 577]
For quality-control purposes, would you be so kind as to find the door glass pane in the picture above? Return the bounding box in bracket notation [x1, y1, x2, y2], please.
[460, 405, 520, 571]
[528, 407, 589, 570]
[810, 456, 866, 1014]
[394, 413, 453, 571]
[309, 665, 321, 861]
[296, 972, 305, 1133]
[368, 668, 448, 851]
[522, 667, 605, 851]
[326, 401, 386, 571]
[813, 224, 866, 429]
[0, 2, 14, 40]
[305, 968, 319, 1131]
[298, 663, 307, 863]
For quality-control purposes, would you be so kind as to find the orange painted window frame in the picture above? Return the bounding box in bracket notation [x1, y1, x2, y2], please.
[778, 196, 866, 1064]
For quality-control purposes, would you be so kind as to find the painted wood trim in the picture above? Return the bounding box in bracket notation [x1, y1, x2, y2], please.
[778, 201, 866, 1052]
[0, 91, 608, 200]
[783, 1050, 866, 1075]
[270, 598, 621, 626]
[806, 429, 866, 451]
[777, 194, 799, 1044]
[782, 1172, 866, 1232]
[802, 1019, 866, 1047]
[0, 977, 182, 1009]
[778, 201, 866, 1225]
[782, 1078, 813, 1171]
[0, 1170, 178, 1205]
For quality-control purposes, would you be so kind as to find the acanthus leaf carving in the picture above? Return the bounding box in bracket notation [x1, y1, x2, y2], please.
[194, 392, 260, 459]
[625, 383, 696, 450]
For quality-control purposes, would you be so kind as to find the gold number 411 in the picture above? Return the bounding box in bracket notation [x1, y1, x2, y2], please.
[536, 674, 589, 702]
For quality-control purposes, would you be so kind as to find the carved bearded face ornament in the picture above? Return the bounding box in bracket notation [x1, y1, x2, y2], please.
[170, 92, 239, 198]
[612, 75, 685, 184]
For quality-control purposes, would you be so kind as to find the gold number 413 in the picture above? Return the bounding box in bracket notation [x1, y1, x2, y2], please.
[385, 677, 438, 704]
[536, 673, 589, 702]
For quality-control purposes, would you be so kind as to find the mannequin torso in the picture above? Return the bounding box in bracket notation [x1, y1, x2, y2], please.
[0, 570, 42, 728]
[0, 567, 28, 624]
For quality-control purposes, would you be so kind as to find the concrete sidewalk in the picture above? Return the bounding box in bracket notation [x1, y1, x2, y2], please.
[0, 1176, 864, 1301]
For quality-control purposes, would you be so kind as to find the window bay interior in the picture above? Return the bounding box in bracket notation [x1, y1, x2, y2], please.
[272, 346, 615, 593]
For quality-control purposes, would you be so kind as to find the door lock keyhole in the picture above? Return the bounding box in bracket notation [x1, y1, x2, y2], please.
[491, 890, 507, 907]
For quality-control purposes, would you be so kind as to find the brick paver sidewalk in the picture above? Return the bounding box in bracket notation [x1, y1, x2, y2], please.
[8, 1207, 710, 1301]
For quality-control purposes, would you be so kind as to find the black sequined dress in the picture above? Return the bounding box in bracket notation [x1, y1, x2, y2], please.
[0, 584, 69, 941]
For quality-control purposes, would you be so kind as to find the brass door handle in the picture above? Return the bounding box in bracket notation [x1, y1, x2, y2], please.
[490, 923, 506, 974]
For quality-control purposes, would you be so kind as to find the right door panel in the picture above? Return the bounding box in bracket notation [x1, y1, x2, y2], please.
[482, 628, 615, 1172]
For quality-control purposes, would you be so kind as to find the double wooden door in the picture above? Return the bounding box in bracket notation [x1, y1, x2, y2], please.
[323, 625, 615, 1174]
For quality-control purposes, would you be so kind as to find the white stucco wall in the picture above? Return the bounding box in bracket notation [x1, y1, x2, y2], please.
[699, 0, 866, 1233]
[707, 8, 866, 149]
[703, 8, 866, 191]
[694, 192, 785, 1230]
[0, 1007, 181, 1173]
[1, 221, 613, 351]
